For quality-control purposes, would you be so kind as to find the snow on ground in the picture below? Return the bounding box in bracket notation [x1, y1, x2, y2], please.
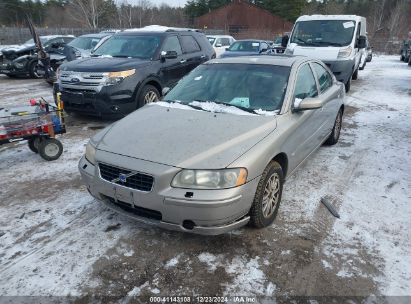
[0, 55, 410, 298]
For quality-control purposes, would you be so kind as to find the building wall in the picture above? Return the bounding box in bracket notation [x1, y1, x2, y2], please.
[195, 0, 293, 40]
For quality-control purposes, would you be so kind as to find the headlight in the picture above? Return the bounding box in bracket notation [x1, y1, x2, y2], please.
[85, 142, 96, 165]
[285, 48, 294, 55]
[338, 46, 352, 58]
[171, 168, 247, 189]
[104, 69, 135, 86]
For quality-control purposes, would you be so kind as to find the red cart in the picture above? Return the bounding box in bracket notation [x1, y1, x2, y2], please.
[0, 98, 66, 161]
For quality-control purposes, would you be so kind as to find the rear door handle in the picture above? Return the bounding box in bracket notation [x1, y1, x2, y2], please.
[180, 59, 186, 63]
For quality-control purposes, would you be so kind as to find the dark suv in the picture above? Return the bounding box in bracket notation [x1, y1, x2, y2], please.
[57, 28, 215, 117]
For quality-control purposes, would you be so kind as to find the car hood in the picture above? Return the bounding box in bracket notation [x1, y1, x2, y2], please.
[289, 43, 342, 61]
[60, 57, 152, 72]
[1, 44, 35, 55]
[96, 104, 277, 169]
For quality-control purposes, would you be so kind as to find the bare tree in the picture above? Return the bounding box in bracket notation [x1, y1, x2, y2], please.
[67, 0, 109, 29]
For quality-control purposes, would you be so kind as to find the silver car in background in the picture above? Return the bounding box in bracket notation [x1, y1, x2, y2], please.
[79, 55, 345, 235]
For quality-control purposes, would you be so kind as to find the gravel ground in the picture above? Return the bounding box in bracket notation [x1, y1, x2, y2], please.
[0, 55, 410, 302]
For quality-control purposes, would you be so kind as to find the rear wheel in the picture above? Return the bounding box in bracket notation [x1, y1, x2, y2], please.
[325, 109, 343, 145]
[137, 85, 160, 108]
[38, 138, 63, 161]
[352, 68, 359, 80]
[249, 161, 284, 228]
[345, 78, 351, 93]
[28, 137, 41, 153]
[29, 61, 41, 79]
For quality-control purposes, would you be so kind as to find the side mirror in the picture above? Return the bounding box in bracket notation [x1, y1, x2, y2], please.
[281, 35, 289, 48]
[357, 36, 367, 49]
[161, 50, 178, 59]
[162, 87, 170, 96]
[294, 96, 324, 111]
[215, 43, 222, 47]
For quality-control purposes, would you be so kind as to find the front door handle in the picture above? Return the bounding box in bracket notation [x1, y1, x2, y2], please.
[180, 59, 186, 63]
[200, 55, 206, 59]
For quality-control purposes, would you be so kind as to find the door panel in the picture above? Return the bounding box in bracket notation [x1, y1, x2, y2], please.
[160, 35, 188, 87]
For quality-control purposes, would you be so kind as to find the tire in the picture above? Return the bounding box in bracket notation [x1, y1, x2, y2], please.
[345, 78, 351, 93]
[400, 54, 405, 61]
[38, 138, 63, 161]
[137, 85, 160, 108]
[325, 109, 343, 145]
[408, 57, 411, 66]
[359, 61, 366, 70]
[249, 161, 284, 228]
[28, 137, 41, 153]
[352, 68, 358, 80]
[29, 61, 41, 79]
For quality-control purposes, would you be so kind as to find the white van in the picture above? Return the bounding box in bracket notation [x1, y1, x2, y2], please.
[207, 35, 236, 58]
[284, 15, 367, 92]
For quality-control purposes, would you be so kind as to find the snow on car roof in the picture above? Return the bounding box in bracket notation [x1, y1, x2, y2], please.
[297, 15, 365, 22]
[209, 55, 308, 67]
[124, 25, 200, 32]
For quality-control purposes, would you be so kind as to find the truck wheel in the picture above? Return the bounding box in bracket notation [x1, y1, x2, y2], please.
[29, 61, 41, 79]
[137, 85, 160, 108]
[249, 161, 284, 228]
[325, 109, 343, 145]
[38, 138, 63, 161]
[28, 137, 41, 153]
[352, 68, 358, 80]
[345, 78, 351, 93]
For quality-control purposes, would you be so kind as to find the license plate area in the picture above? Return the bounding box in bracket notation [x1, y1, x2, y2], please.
[65, 92, 84, 104]
[114, 186, 134, 206]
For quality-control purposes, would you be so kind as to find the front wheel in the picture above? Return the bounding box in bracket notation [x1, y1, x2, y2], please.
[325, 109, 343, 145]
[28, 137, 41, 153]
[29, 61, 41, 79]
[38, 138, 63, 161]
[137, 85, 160, 108]
[249, 161, 284, 228]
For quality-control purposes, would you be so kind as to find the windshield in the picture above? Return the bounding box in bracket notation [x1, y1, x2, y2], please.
[165, 63, 290, 113]
[68, 37, 102, 50]
[290, 20, 356, 47]
[228, 41, 261, 52]
[207, 37, 216, 45]
[93, 35, 161, 58]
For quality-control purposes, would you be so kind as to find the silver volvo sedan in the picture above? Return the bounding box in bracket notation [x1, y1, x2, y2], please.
[79, 55, 345, 235]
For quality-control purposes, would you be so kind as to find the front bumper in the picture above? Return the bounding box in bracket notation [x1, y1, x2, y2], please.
[322, 59, 355, 84]
[78, 153, 259, 235]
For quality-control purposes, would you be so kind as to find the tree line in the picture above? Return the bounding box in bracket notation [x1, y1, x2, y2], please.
[0, 0, 410, 40]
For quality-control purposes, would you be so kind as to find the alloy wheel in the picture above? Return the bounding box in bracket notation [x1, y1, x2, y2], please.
[262, 173, 280, 218]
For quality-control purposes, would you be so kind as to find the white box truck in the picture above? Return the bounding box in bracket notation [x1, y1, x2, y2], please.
[283, 15, 367, 92]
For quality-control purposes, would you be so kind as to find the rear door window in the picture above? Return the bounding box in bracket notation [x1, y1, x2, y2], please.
[180, 35, 201, 53]
[312, 63, 333, 93]
[162, 36, 182, 55]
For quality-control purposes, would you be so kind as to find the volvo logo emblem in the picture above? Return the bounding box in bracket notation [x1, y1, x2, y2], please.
[70, 77, 80, 83]
[119, 173, 127, 183]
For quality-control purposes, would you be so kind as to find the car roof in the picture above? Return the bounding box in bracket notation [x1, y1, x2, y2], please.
[206, 35, 233, 38]
[207, 55, 309, 67]
[77, 33, 111, 38]
[234, 39, 267, 43]
[39, 35, 75, 39]
[297, 14, 364, 22]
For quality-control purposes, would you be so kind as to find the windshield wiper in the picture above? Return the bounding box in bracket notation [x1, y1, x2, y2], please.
[193, 99, 258, 114]
[163, 99, 205, 111]
[312, 41, 343, 47]
[111, 55, 130, 58]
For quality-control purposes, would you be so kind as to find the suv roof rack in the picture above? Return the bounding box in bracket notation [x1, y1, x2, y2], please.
[124, 25, 202, 33]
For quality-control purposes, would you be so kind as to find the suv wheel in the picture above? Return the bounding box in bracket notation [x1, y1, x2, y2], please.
[345, 78, 351, 93]
[138, 85, 160, 108]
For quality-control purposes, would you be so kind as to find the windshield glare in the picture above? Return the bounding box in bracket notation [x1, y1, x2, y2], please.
[165, 64, 290, 112]
[291, 20, 356, 47]
[69, 37, 102, 50]
[228, 41, 261, 52]
[93, 35, 161, 58]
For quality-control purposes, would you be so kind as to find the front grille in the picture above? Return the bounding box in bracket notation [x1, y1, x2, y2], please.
[61, 80, 100, 87]
[103, 195, 162, 221]
[99, 163, 154, 192]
